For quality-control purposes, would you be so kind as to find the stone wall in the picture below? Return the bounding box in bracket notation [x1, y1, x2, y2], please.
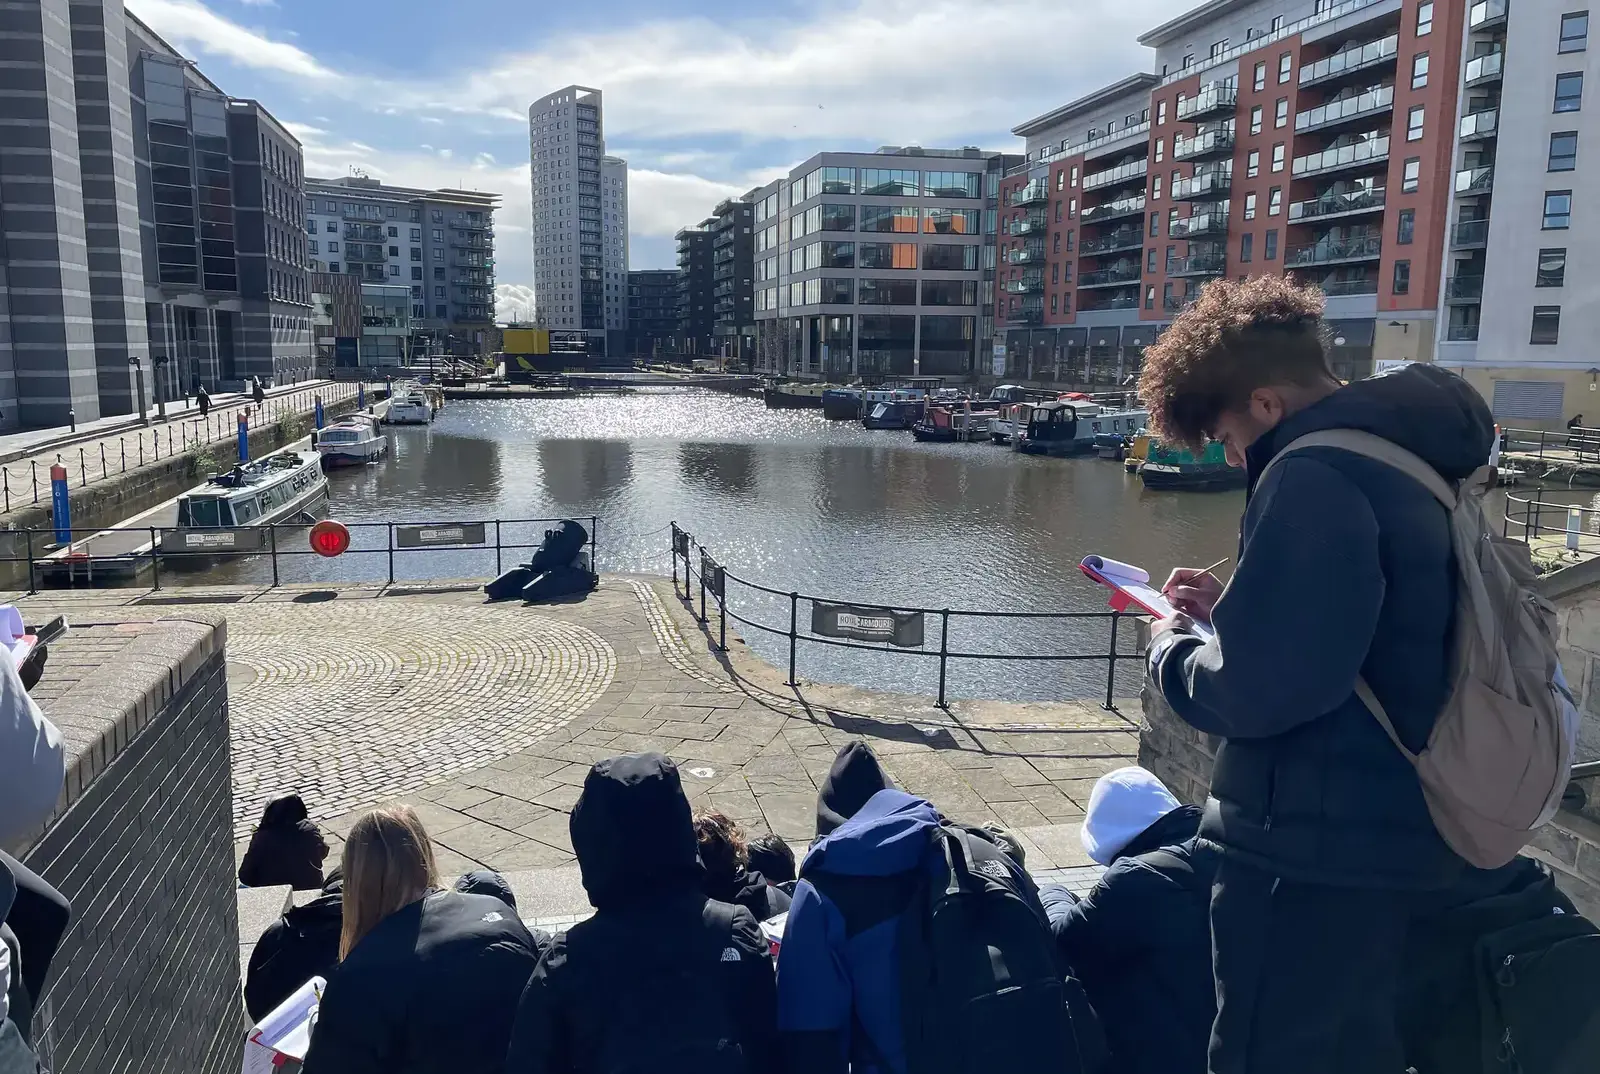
[11, 613, 241, 1074]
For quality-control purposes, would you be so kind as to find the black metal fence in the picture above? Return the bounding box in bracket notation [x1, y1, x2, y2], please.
[1503, 492, 1600, 562]
[669, 522, 1141, 708]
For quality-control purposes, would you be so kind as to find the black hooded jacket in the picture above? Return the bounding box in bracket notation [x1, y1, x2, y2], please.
[704, 867, 791, 923]
[245, 875, 344, 1022]
[238, 795, 329, 891]
[1152, 364, 1491, 889]
[815, 740, 893, 838]
[505, 753, 779, 1074]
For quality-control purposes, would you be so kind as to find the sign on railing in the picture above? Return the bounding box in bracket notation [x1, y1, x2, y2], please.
[394, 523, 487, 549]
[159, 528, 267, 553]
[811, 602, 925, 648]
[700, 549, 725, 599]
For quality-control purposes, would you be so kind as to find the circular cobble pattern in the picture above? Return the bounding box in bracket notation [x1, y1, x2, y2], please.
[226, 599, 615, 838]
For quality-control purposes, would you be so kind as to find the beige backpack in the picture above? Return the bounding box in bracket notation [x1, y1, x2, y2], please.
[1260, 429, 1579, 868]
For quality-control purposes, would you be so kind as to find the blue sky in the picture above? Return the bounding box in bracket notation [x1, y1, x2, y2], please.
[130, 0, 1196, 317]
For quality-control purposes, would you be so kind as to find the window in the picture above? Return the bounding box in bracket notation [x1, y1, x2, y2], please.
[858, 242, 918, 269]
[1271, 14, 1284, 31]
[388, 265, 399, 277]
[1275, 98, 1288, 128]
[1144, 286, 1155, 310]
[387, 226, 398, 238]
[1531, 306, 1562, 344]
[1051, 295, 1059, 315]
[1402, 158, 1422, 193]
[433, 266, 445, 280]
[431, 228, 444, 241]
[1412, 52, 1430, 89]
[923, 171, 980, 198]
[1544, 190, 1573, 228]
[1053, 232, 1061, 254]
[1247, 150, 1260, 178]
[1538, 247, 1568, 287]
[327, 241, 339, 252]
[1279, 51, 1292, 83]
[1152, 176, 1163, 200]
[1250, 106, 1263, 135]
[1397, 209, 1415, 244]
[1272, 143, 1285, 172]
[1268, 186, 1283, 215]
[1407, 106, 1426, 141]
[1240, 233, 1254, 262]
[1556, 72, 1585, 111]
[325, 221, 336, 233]
[410, 248, 421, 261]
[328, 262, 339, 273]
[1066, 229, 1074, 250]
[1158, 100, 1167, 125]
[411, 266, 422, 281]
[1211, 39, 1229, 58]
[1055, 201, 1062, 222]
[924, 208, 978, 234]
[1254, 61, 1266, 91]
[1183, 54, 1195, 69]
[1244, 192, 1257, 220]
[1417, 1, 1433, 35]
[1070, 165, 1078, 187]
[1155, 138, 1165, 163]
[1051, 263, 1059, 285]
[1147, 248, 1157, 273]
[1057, 169, 1066, 190]
[388, 245, 399, 257]
[860, 205, 920, 233]
[1549, 131, 1579, 170]
[1169, 207, 1180, 234]
[1392, 260, 1410, 295]
[861, 168, 919, 196]
[430, 209, 443, 223]
[858, 278, 917, 304]
[433, 249, 443, 261]
[1560, 11, 1589, 53]
[1264, 229, 1278, 260]
[308, 240, 318, 254]
[1149, 212, 1160, 238]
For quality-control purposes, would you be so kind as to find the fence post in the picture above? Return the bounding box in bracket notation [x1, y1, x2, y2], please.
[698, 557, 707, 623]
[150, 526, 161, 591]
[24, 531, 35, 595]
[120, 438, 126, 472]
[590, 515, 599, 572]
[387, 523, 395, 585]
[937, 609, 951, 708]
[670, 523, 679, 593]
[494, 520, 503, 575]
[269, 524, 280, 587]
[3, 468, 8, 513]
[100, 443, 106, 479]
[787, 591, 799, 687]
[31, 461, 37, 504]
[1104, 612, 1121, 710]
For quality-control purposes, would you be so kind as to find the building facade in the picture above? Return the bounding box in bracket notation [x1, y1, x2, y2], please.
[528, 86, 630, 354]
[752, 147, 1016, 380]
[711, 196, 756, 362]
[626, 270, 680, 357]
[675, 225, 715, 356]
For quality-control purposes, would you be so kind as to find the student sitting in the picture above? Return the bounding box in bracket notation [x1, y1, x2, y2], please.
[505, 753, 779, 1074]
[694, 810, 791, 922]
[1039, 766, 1217, 1074]
[746, 832, 796, 893]
[238, 794, 329, 890]
[299, 806, 544, 1074]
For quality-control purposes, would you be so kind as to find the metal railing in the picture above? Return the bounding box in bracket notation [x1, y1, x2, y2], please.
[1082, 158, 1149, 192]
[668, 523, 1140, 708]
[1176, 82, 1237, 122]
[1292, 135, 1389, 178]
[1300, 33, 1399, 87]
[1295, 85, 1394, 133]
[1504, 489, 1600, 562]
[1289, 185, 1385, 222]
[1081, 195, 1146, 223]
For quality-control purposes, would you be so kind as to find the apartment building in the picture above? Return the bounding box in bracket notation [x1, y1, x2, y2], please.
[996, 0, 1461, 388]
[626, 270, 680, 357]
[711, 197, 757, 362]
[675, 224, 715, 355]
[304, 176, 498, 361]
[1434, 1, 1599, 426]
[752, 147, 1020, 380]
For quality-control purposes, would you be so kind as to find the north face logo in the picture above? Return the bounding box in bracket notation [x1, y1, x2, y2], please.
[720, 947, 741, 962]
[482, 912, 504, 923]
[974, 859, 1010, 881]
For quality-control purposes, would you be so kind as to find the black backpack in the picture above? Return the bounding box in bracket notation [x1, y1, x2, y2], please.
[595, 900, 749, 1074]
[896, 826, 1104, 1074]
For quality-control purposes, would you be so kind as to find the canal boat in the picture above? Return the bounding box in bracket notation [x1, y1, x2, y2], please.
[1124, 433, 1152, 473]
[316, 414, 387, 468]
[1014, 402, 1101, 457]
[161, 450, 331, 557]
[386, 383, 436, 425]
[762, 382, 829, 409]
[988, 402, 1032, 444]
[862, 396, 925, 430]
[821, 388, 864, 420]
[1084, 408, 1149, 460]
[1139, 440, 1246, 491]
[912, 405, 999, 443]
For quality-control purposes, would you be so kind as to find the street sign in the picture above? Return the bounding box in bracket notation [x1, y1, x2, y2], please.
[811, 602, 924, 648]
[394, 523, 487, 548]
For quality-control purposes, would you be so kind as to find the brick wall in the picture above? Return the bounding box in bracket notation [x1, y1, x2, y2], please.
[15, 615, 241, 1074]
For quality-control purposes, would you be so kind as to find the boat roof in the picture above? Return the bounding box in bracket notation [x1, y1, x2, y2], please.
[192, 452, 316, 497]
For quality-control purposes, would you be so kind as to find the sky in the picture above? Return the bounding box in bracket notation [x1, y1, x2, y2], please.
[128, 0, 1199, 319]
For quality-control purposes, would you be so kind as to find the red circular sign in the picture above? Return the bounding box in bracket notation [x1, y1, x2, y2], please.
[309, 519, 350, 557]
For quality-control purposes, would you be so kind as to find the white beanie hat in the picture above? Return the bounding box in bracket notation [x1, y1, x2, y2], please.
[1079, 766, 1183, 866]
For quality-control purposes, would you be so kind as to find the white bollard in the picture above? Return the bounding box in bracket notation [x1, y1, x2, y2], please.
[1568, 506, 1583, 551]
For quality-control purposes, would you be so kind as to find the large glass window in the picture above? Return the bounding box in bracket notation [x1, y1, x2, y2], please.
[1556, 71, 1585, 111]
[858, 315, 915, 376]
[922, 244, 978, 271]
[820, 278, 853, 304]
[1531, 306, 1562, 344]
[821, 167, 855, 194]
[1549, 131, 1579, 171]
[859, 279, 918, 305]
[820, 241, 855, 268]
[860, 205, 920, 233]
[805, 169, 823, 201]
[923, 208, 980, 234]
[1538, 248, 1568, 287]
[859, 242, 918, 269]
[1560, 11, 1589, 53]
[860, 169, 920, 196]
[919, 316, 975, 375]
[920, 280, 978, 306]
[822, 203, 856, 231]
[1544, 189, 1573, 228]
[923, 171, 980, 198]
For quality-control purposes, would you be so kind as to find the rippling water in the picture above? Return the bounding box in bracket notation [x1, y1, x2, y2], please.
[205, 389, 1246, 701]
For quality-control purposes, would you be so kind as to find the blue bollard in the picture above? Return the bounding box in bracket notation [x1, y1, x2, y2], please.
[238, 412, 249, 463]
[50, 458, 70, 545]
[357, 382, 366, 409]
[315, 396, 325, 430]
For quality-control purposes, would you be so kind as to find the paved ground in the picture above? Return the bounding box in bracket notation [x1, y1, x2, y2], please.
[11, 575, 1140, 883]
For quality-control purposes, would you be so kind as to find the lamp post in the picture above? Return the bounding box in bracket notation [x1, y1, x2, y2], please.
[152, 353, 169, 421]
[128, 356, 148, 424]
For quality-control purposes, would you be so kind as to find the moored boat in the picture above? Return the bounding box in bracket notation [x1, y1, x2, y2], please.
[821, 388, 864, 420]
[160, 450, 330, 557]
[1014, 402, 1100, 457]
[386, 384, 434, 425]
[1139, 440, 1246, 491]
[763, 382, 829, 408]
[316, 414, 388, 468]
[862, 396, 925, 430]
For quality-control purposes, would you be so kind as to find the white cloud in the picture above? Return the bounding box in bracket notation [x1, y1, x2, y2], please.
[627, 169, 746, 238]
[131, 0, 337, 81]
[496, 283, 537, 323]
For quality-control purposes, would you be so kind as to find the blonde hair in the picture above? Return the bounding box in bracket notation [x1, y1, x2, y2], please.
[338, 805, 439, 960]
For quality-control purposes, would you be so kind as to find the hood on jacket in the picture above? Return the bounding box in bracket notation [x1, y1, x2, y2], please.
[815, 741, 894, 838]
[1080, 766, 1184, 866]
[570, 752, 703, 910]
[259, 794, 310, 829]
[804, 788, 940, 878]
[1247, 362, 1495, 493]
[455, 869, 517, 911]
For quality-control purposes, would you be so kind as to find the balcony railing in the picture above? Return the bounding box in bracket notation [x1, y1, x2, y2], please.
[1078, 265, 1143, 289]
[1317, 277, 1380, 296]
[1292, 135, 1389, 178]
[1080, 228, 1145, 255]
[1470, 0, 1507, 31]
[1446, 323, 1480, 342]
[1288, 185, 1385, 222]
[1081, 195, 1147, 223]
[1010, 181, 1050, 207]
[1008, 301, 1044, 325]
[1300, 33, 1399, 87]
[1167, 251, 1228, 277]
[1172, 169, 1232, 200]
[1459, 108, 1499, 142]
[1082, 293, 1141, 311]
[1163, 293, 1190, 312]
[1466, 50, 1505, 86]
[1284, 234, 1382, 267]
[1445, 275, 1485, 303]
[1455, 165, 1494, 196]
[1173, 128, 1235, 162]
[1004, 274, 1045, 294]
[1171, 211, 1230, 238]
[1176, 82, 1238, 122]
[1452, 218, 1490, 248]
[1013, 211, 1049, 235]
[1082, 158, 1149, 192]
[1008, 243, 1047, 264]
[1295, 85, 1394, 133]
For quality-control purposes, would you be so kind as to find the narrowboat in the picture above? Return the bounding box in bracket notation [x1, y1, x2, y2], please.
[160, 450, 331, 557]
[762, 382, 829, 408]
[1014, 402, 1099, 457]
[862, 397, 925, 430]
[912, 406, 998, 443]
[821, 388, 864, 420]
[1139, 440, 1247, 491]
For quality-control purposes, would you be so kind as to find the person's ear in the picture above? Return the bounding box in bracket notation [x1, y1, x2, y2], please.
[1248, 387, 1286, 425]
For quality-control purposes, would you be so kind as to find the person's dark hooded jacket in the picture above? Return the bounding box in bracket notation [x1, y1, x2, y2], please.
[504, 753, 779, 1074]
[1151, 363, 1492, 889]
[815, 740, 893, 838]
[704, 864, 790, 923]
[238, 795, 329, 890]
[244, 872, 344, 1022]
[299, 888, 543, 1074]
[1041, 804, 1215, 1074]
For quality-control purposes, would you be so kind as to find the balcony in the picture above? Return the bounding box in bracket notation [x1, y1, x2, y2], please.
[1173, 128, 1235, 162]
[1081, 195, 1147, 223]
[1459, 108, 1499, 142]
[1177, 82, 1238, 122]
[1466, 50, 1504, 87]
[1167, 251, 1228, 277]
[1292, 135, 1389, 178]
[1289, 185, 1385, 223]
[1171, 211, 1230, 239]
[1008, 241, 1046, 264]
[1445, 275, 1485, 304]
[1452, 218, 1490, 249]
[1008, 299, 1044, 325]
[1082, 158, 1149, 192]
[1300, 33, 1399, 88]
[1010, 181, 1050, 207]
[1080, 227, 1145, 255]
[1295, 85, 1394, 134]
[1163, 293, 1190, 313]
[343, 225, 385, 242]
[1446, 323, 1480, 342]
[1470, 0, 1507, 31]
[1455, 165, 1494, 196]
[1004, 273, 1045, 295]
[1285, 234, 1382, 267]
[1078, 264, 1143, 289]
[1082, 293, 1141, 312]
[1172, 169, 1231, 200]
[1317, 276, 1380, 296]
[1013, 211, 1049, 235]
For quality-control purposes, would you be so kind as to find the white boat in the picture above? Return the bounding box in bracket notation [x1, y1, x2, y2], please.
[386, 387, 433, 425]
[316, 414, 388, 467]
[160, 450, 330, 557]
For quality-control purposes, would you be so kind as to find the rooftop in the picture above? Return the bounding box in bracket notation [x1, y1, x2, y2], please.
[1138, 0, 1264, 46]
[305, 175, 501, 208]
[1012, 73, 1161, 138]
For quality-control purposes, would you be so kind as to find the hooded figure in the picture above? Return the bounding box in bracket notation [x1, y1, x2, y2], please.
[814, 740, 894, 839]
[694, 811, 791, 923]
[238, 795, 329, 890]
[504, 753, 779, 1074]
[244, 871, 344, 1022]
[1039, 767, 1218, 1074]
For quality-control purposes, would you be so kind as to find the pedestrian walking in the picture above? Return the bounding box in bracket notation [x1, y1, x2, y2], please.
[253, 377, 266, 407]
[196, 385, 210, 418]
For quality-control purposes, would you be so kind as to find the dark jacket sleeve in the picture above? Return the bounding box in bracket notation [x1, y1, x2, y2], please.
[1153, 456, 1385, 739]
[775, 879, 850, 1074]
[300, 968, 391, 1074]
[727, 906, 781, 1072]
[504, 940, 566, 1074]
[1047, 861, 1164, 983]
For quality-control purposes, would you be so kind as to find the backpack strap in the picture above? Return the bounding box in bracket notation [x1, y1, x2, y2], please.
[1256, 429, 1458, 508]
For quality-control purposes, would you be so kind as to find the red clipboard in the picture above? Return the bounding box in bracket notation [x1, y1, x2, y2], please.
[1079, 555, 1215, 638]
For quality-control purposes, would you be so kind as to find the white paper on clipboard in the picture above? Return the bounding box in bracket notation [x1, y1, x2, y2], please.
[1080, 555, 1215, 640]
[241, 975, 324, 1074]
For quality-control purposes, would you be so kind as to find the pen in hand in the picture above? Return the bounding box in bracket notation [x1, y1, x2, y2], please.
[1162, 556, 1231, 621]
